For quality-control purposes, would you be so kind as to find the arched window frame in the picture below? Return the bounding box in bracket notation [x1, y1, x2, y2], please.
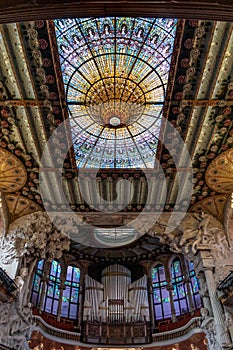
[171, 256, 189, 316]
[188, 260, 202, 310]
[31, 259, 45, 308]
[152, 263, 171, 320]
[60, 264, 81, 320]
[43, 260, 61, 316]
[31, 259, 82, 321]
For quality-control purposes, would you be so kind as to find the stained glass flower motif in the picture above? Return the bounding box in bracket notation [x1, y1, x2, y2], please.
[55, 17, 177, 168]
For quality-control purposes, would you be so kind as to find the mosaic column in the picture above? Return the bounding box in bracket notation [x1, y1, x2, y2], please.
[204, 266, 231, 348]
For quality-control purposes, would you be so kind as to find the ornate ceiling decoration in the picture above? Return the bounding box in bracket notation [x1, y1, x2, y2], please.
[1, 1, 233, 24]
[0, 147, 27, 192]
[189, 194, 228, 221]
[0, 17, 233, 232]
[55, 17, 177, 168]
[70, 233, 171, 263]
[4, 194, 42, 221]
[205, 148, 233, 194]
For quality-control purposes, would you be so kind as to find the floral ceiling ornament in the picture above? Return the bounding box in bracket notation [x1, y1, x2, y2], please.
[205, 148, 233, 194]
[0, 147, 27, 192]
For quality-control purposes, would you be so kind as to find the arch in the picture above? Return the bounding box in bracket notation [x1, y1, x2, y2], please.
[167, 253, 183, 268]
[149, 258, 167, 277]
[31, 258, 82, 320]
[43, 259, 61, 315]
[171, 256, 189, 316]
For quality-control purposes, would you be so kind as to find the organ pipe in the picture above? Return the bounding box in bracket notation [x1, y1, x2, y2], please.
[83, 264, 149, 323]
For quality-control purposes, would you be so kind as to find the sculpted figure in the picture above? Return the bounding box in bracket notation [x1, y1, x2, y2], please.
[0, 212, 70, 349]
[171, 212, 229, 257]
[0, 300, 33, 349]
[0, 301, 10, 325]
[14, 267, 28, 293]
[224, 311, 232, 332]
[1, 211, 70, 266]
[178, 212, 210, 253]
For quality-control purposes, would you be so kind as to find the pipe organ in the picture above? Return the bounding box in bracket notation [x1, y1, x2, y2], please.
[83, 264, 149, 323]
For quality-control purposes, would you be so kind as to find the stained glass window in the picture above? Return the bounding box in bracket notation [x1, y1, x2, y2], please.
[188, 260, 202, 309]
[31, 259, 44, 307]
[61, 265, 80, 319]
[55, 17, 177, 168]
[152, 258, 202, 322]
[31, 260, 81, 320]
[171, 257, 189, 316]
[43, 260, 61, 315]
[152, 264, 171, 320]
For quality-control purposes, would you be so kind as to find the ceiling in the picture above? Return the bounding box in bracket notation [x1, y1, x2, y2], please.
[1, 1, 233, 23]
[1, 11, 233, 259]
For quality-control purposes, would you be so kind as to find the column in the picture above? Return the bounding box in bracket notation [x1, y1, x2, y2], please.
[77, 262, 90, 329]
[77, 283, 84, 329]
[166, 283, 177, 322]
[197, 271, 212, 316]
[57, 264, 67, 321]
[38, 261, 50, 313]
[165, 265, 176, 322]
[147, 276, 155, 329]
[182, 258, 194, 314]
[204, 267, 231, 347]
[57, 283, 65, 321]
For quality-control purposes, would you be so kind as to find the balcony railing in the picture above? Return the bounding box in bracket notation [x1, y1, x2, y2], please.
[34, 314, 203, 346]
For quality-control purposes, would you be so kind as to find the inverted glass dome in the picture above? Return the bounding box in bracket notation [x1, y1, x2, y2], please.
[55, 17, 177, 168]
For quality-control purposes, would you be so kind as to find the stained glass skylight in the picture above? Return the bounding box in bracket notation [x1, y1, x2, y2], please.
[55, 17, 177, 168]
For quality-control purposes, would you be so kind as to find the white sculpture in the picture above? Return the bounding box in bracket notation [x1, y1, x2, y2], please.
[150, 212, 229, 258]
[0, 300, 34, 350]
[0, 211, 70, 265]
[14, 267, 28, 293]
[0, 211, 70, 350]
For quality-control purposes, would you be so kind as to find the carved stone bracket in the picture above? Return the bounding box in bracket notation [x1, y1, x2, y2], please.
[149, 212, 230, 259]
[0, 211, 70, 266]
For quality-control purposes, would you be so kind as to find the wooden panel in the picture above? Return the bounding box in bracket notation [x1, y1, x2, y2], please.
[0, 1, 233, 24]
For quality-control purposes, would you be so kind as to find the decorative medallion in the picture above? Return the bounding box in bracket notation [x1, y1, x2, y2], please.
[205, 148, 233, 193]
[0, 147, 27, 192]
[4, 194, 42, 221]
[189, 194, 228, 221]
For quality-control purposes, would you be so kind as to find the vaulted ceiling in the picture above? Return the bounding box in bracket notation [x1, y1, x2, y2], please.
[1, 12, 233, 259]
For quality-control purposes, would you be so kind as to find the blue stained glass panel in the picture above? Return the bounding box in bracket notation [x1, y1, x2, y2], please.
[188, 260, 202, 309]
[33, 274, 41, 292]
[31, 259, 45, 308]
[37, 259, 44, 271]
[61, 265, 80, 319]
[152, 264, 171, 320]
